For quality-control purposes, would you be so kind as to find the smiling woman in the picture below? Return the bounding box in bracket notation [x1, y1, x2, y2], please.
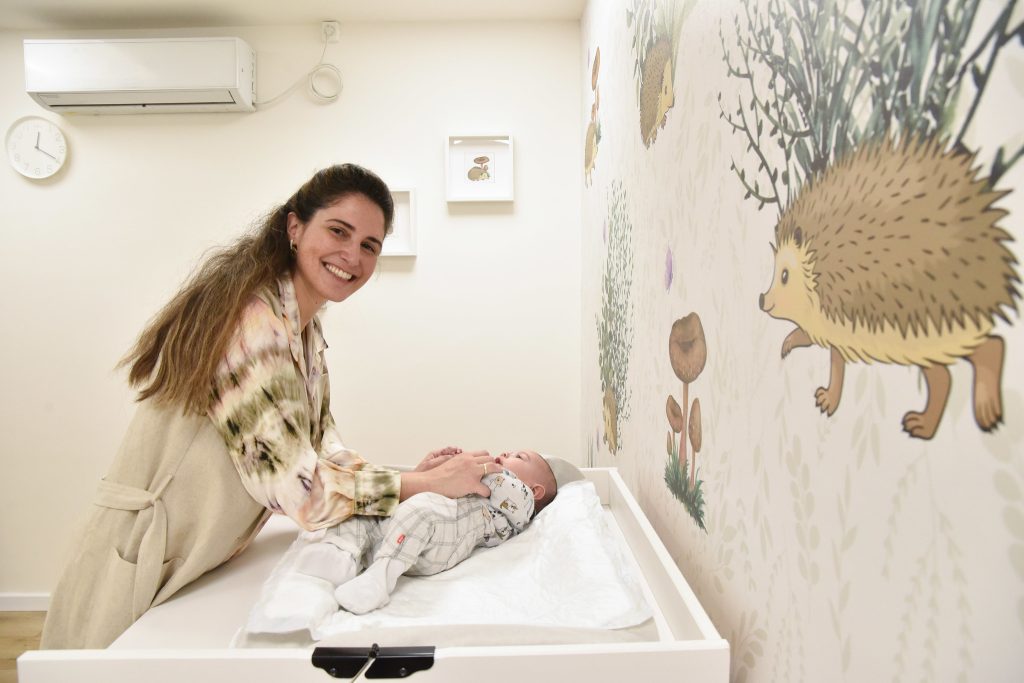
[287, 193, 386, 327]
[40, 163, 498, 650]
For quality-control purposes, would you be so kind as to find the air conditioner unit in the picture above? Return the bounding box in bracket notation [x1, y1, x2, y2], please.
[24, 37, 256, 114]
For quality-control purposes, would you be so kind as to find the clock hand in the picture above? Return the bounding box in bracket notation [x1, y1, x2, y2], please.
[36, 146, 58, 162]
[33, 132, 58, 161]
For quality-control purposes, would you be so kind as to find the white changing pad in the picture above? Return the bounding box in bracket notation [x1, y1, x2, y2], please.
[242, 481, 652, 642]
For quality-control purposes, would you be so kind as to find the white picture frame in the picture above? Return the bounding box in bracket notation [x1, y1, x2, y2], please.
[445, 134, 514, 202]
[382, 188, 416, 256]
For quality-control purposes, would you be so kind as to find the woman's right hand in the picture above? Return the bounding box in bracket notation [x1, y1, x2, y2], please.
[400, 450, 493, 500]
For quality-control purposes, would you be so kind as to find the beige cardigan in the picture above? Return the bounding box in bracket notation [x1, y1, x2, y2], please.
[40, 400, 269, 649]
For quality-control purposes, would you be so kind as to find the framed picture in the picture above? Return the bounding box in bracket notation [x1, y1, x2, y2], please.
[382, 188, 416, 256]
[445, 134, 514, 202]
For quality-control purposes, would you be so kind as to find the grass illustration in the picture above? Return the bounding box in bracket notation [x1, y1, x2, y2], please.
[664, 441, 706, 531]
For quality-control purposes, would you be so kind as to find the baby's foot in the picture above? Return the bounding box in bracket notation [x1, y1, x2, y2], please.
[335, 558, 408, 614]
[335, 564, 391, 614]
[294, 543, 358, 586]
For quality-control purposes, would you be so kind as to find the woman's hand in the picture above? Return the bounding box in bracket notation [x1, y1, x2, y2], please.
[414, 446, 463, 472]
[400, 450, 493, 500]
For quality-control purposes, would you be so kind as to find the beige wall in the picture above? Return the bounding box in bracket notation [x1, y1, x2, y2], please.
[581, 0, 1022, 681]
[0, 21, 582, 595]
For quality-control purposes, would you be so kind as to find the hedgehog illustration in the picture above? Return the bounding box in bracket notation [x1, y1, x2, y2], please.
[585, 47, 602, 186]
[639, 36, 674, 148]
[759, 137, 1019, 439]
[602, 385, 619, 452]
[468, 156, 490, 182]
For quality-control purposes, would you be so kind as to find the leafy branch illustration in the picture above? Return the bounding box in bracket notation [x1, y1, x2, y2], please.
[950, 0, 1024, 188]
[993, 467, 1024, 636]
[829, 468, 857, 676]
[885, 455, 974, 681]
[719, 0, 1021, 215]
[597, 182, 634, 454]
[719, 0, 868, 211]
[729, 610, 767, 683]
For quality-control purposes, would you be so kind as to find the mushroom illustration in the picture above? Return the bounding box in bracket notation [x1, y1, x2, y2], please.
[688, 398, 702, 487]
[666, 395, 683, 433]
[468, 156, 491, 181]
[668, 313, 707, 480]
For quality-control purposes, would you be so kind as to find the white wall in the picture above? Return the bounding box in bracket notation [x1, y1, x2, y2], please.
[0, 21, 582, 594]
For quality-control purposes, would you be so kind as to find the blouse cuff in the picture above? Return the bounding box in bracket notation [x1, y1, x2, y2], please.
[353, 467, 401, 517]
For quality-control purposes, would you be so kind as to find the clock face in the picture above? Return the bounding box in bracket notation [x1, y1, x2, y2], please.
[5, 116, 68, 180]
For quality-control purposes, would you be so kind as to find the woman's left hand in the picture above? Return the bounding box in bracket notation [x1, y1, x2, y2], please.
[414, 446, 463, 472]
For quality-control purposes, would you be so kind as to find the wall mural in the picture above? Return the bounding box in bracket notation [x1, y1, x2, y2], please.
[665, 312, 709, 530]
[582, 0, 1023, 679]
[627, 0, 696, 148]
[721, 0, 1022, 440]
[585, 47, 602, 187]
[597, 181, 635, 454]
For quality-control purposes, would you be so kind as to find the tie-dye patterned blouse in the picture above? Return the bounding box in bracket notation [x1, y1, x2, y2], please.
[208, 276, 400, 530]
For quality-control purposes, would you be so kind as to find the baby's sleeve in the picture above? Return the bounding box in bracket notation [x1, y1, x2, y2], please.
[485, 471, 535, 535]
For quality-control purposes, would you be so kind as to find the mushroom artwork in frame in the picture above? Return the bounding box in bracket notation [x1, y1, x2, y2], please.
[445, 134, 514, 202]
[382, 189, 416, 256]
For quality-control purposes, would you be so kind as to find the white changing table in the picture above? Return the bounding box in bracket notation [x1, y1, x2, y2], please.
[19, 468, 729, 682]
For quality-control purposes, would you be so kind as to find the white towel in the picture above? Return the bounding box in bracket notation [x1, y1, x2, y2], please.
[243, 480, 651, 640]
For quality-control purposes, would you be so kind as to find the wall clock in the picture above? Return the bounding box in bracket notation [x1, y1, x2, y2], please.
[5, 116, 68, 180]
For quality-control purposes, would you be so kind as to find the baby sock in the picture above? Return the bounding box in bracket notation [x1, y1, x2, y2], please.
[334, 557, 409, 614]
[294, 542, 359, 587]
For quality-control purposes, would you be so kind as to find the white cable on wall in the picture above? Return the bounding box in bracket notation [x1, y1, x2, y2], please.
[256, 42, 343, 109]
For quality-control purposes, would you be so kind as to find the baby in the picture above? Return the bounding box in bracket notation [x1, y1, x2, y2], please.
[295, 450, 581, 614]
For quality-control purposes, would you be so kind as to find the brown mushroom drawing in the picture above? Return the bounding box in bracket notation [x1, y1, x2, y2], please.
[666, 395, 684, 433]
[688, 397, 702, 487]
[468, 156, 491, 181]
[668, 313, 707, 481]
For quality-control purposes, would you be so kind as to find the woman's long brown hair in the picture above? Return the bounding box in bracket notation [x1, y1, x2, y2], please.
[118, 164, 394, 414]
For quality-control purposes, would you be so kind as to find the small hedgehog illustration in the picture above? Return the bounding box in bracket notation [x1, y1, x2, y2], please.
[639, 36, 674, 148]
[602, 385, 619, 452]
[585, 47, 602, 187]
[759, 137, 1020, 439]
[468, 156, 490, 182]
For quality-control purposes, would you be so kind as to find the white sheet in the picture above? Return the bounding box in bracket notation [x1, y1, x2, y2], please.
[242, 481, 652, 642]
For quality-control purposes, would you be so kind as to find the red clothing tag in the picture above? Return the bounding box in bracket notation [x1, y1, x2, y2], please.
[396, 534, 406, 544]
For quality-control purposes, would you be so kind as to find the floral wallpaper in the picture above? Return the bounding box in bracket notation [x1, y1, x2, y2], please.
[581, 0, 1023, 681]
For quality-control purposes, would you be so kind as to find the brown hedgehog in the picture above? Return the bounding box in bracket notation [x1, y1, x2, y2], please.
[585, 47, 601, 187]
[759, 137, 1020, 439]
[639, 36, 674, 148]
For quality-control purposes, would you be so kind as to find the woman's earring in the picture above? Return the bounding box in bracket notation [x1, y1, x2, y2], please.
[289, 240, 298, 254]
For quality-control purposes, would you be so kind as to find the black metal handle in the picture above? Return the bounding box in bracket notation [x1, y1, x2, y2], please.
[312, 644, 435, 679]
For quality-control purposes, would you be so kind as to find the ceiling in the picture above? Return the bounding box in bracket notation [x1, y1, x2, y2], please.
[0, 0, 586, 30]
